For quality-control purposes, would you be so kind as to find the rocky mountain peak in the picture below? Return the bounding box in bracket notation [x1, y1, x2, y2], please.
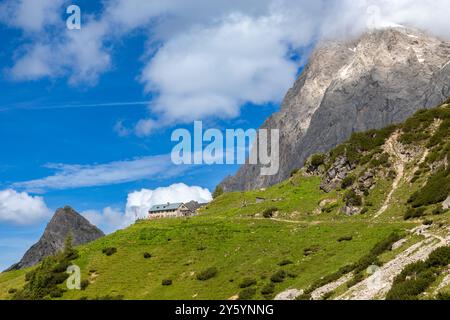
[221, 27, 450, 191]
[4, 206, 104, 271]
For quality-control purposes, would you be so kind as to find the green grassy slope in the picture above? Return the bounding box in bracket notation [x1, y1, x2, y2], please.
[1, 102, 449, 300]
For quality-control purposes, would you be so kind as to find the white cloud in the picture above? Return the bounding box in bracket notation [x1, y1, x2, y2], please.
[4, 0, 450, 127]
[0, 189, 51, 225]
[9, 44, 58, 80]
[81, 183, 212, 233]
[12, 155, 186, 192]
[8, 19, 111, 85]
[82, 207, 125, 234]
[140, 14, 298, 125]
[0, 0, 64, 32]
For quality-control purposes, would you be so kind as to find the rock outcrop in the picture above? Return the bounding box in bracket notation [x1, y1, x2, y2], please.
[5, 206, 104, 271]
[221, 27, 450, 191]
[320, 156, 355, 193]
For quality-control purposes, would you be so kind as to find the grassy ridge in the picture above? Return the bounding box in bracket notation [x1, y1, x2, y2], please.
[1, 103, 448, 300]
[1, 177, 407, 300]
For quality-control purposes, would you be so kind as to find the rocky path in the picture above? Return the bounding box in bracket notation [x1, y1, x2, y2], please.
[336, 229, 449, 300]
[374, 133, 408, 219]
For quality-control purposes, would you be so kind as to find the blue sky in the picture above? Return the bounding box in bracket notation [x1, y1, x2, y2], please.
[1, 0, 448, 270]
[0, 0, 296, 270]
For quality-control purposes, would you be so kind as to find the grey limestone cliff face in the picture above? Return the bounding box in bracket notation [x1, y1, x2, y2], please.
[5, 206, 104, 271]
[221, 27, 450, 191]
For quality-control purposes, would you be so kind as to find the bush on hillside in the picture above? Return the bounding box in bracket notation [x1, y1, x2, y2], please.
[404, 207, 426, 220]
[80, 279, 90, 291]
[143, 252, 152, 259]
[344, 190, 363, 207]
[162, 279, 173, 286]
[436, 292, 450, 300]
[263, 207, 278, 218]
[270, 270, 287, 283]
[239, 278, 257, 288]
[212, 186, 224, 199]
[408, 169, 450, 208]
[196, 267, 218, 281]
[303, 245, 320, 257]
[338, 236, 353, 242]
[341, 175, 356, 189]
[13, 235, 78, 300]
[369, 153, 390, 168]
[261, 283, 275, 295]
[310, 153, 326, 168]
[238, 287, 256, 300]
[278, 259, 293, 266]
[387, 245, 450, 300]
[426, 246, 450, 268]
[102, 247, 117, 256]
[49, 288, 65, 298]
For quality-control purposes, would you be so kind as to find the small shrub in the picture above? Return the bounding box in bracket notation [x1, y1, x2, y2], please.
[404, 207, 426, 220]
[321, 202, 338, 213]
[263, 207, 278, 218]
[344, 190, 363, 207]
[296, 293, 312, 300]
[408, 168, 450, 208]
[303, 246, 320, 257]
[290, 169, 299, 177]
[239, 278, 257, 288]
[162, 279, 173, 286]
[341, 175, 356, 189]
[143, 252, 152, 259]
[80, 279, 90, 291]
[387, 245, 450, 300]
[423, 219, 433, 226]
[436, 292, 450, 300]
[278, 259, 293, 266]
[196, 267, 218, 281]
[338, 235, 353, 242]
[310, 153, 326, 168]
[270, 270, 287, 283]
[427, 246, 450, 267]
[369, 232, 402, 256]
[212, 185, 224, 199]
[49, 288, 65, 298]
[322, 291, 335, 300]
[261, 283, 275, 295]
[197, 246, 207, 251]
[102, 247, 117, 256]
[238, 287, 256, 300]
[369, 153, 390, 168]
[8, 288, 17, 294]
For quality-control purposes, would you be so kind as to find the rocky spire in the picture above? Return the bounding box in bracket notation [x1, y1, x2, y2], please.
[4, 206, 104, 271]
